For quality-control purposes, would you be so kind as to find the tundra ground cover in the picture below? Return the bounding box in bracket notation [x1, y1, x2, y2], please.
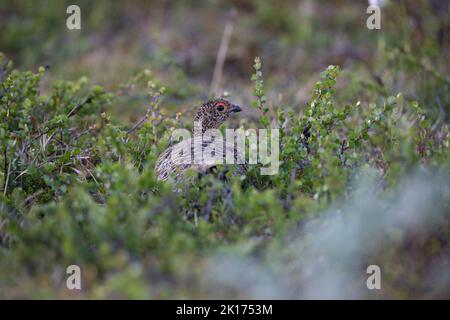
[0, 1, 449, 298]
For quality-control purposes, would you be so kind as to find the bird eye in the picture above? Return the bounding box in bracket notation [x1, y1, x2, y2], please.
[216, 103, 225, 111]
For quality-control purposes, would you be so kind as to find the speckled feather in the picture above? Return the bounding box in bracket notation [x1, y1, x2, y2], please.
[155, 99, 246, 182]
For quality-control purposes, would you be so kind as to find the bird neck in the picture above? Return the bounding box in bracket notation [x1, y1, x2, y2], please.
[192, 120, 204, 136]
[192, 118, 219, 135]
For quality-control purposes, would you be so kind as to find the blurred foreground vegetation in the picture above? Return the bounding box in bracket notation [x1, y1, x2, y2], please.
[0, 0, 449, 298]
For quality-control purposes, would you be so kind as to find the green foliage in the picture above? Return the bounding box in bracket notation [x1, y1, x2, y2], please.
[0, 1, 449, 299]
[1, 47, 449, 298]
[250, 57, 271, 129]
[0, 54, 113, 204]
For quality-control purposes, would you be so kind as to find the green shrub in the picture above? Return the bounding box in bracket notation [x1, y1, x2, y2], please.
[0, 51, 449, 298]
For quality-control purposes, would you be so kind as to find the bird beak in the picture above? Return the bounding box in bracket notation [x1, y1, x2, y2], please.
[231, 104, 242, 113]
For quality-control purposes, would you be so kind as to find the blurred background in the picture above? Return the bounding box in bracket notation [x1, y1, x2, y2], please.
[1, 0, 449, 123]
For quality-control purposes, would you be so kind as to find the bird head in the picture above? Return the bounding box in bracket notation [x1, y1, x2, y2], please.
[193, 98, 242, 133]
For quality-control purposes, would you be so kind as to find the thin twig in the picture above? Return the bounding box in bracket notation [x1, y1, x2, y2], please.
[339, 139, 349, 167]
[2, 148, 10, 195]
[126, 96, 159, 135]
[127, 114, 150, 135]
[67, 96, 93, 118]
[209, 10, 236, 97]
[30, 96, 93, 144]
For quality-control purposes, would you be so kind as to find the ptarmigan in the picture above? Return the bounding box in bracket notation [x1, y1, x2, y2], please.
[155, 98, 246, 183]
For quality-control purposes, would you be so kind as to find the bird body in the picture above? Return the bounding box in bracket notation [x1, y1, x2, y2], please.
[155, 98, 245, 182]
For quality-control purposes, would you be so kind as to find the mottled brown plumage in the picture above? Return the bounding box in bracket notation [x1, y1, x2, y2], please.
[192, 98, 241, 133]
[155, 98, 246, 182]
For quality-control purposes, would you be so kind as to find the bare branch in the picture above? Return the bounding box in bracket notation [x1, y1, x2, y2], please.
[209, 10, 236, 97]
